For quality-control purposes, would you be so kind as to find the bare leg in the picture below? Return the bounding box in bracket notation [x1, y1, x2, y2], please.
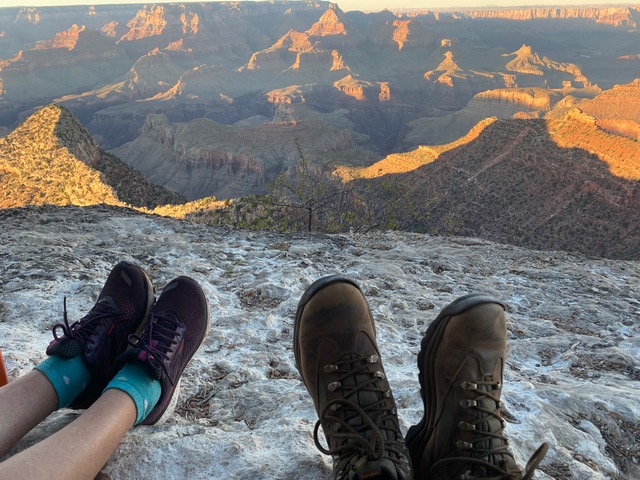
[0, 370, 58, 457]
[0, 388, 136, 480]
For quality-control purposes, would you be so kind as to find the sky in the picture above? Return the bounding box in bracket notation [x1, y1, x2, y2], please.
[0, 0, 635, 12]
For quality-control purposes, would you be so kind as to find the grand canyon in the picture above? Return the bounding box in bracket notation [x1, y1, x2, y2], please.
[1, 4, 640, 479]
[0, 1, 639, 258]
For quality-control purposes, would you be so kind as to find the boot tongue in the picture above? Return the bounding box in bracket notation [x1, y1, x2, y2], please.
[328, 354, 410, 480]
[473, 377, 520, 477]
[339, 353, 383, 439]
[336, 354, 396, 478]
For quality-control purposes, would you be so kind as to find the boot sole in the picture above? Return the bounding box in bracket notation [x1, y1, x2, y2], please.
[293, 275, 364, 382]
[404, 293, 505, 465]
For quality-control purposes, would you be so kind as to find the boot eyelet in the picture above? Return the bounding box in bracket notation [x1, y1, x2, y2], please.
[460, 381, 477, 390]
[458, 421, 476, 431]
[460, 399, 477, 408]
[328, 381, 341, 391]
[456, 440, 473, 449]
[374, 371, 386, 379]
[324, 364, 338, 373]
[367, 355, 379, 363]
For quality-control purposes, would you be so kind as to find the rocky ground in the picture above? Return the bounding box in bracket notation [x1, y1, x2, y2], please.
[0, 205, 638, 479]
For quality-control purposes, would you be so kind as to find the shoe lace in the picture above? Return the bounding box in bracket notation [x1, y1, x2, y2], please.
[433, 378, 548, 480]
[51, 297, 119, 351]
[127, 310, 182, 384]
[314, 353, 408, 476]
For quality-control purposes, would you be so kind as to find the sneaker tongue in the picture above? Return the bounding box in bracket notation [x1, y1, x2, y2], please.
[47, 337, 83, 358]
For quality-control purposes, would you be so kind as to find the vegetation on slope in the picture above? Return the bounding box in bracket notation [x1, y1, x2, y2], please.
[0, 104, 226, 217]
[2, 103, 639, 260]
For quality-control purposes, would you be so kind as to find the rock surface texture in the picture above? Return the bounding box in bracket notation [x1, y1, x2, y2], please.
[0, 205, 638, 479]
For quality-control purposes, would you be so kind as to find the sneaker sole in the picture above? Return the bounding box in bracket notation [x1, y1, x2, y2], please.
[404, 293, 505, 461]
[155, 379, 181, 425]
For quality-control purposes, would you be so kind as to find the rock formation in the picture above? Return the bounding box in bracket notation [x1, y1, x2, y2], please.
[347, 113, 640, 260]
[111, 111, 356, 200]
[333, 75, 373, 100]
[391, 19, 410, 49]
[473, 88, 563, 111]
[306, 4, 347, 36]
[0, 105, 183, 208]
[579, 79, 640, 141]
[464, 6, 639, 28]
[266, 86, 307, 104]
[0, 1, 636, 155]
[424, 51, 462, 84]
[33, 24, 85, 50]
[100, 21, 118, 38]
[1, 0, 640, 239]
[504, 45, 588, 88]
[118, 5, 167, 42]
[181, 11, 199, 35]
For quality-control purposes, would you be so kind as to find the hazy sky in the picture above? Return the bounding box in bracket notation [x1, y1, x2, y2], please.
[0, 0, 635, 12]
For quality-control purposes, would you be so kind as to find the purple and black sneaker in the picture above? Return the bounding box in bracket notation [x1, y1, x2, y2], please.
[118, 276, 211, 425]
[46, 261, 155, 409]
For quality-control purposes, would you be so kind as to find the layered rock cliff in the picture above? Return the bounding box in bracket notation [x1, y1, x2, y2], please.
[579, 79, 640, 141]
[1, 0, 640, 211]
[118, 5, 167, 42]
[473, 88, 563, 111]
[33, 23, 85, 50]
[111, 111, 357, 200]
[464, 6, 639, 28]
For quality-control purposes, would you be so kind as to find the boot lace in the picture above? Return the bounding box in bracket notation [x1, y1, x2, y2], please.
[314, 353, 408, 477]
[127, 310, 183, 384]
[51, 297, 120, 351]
[433, 377, 548, 480]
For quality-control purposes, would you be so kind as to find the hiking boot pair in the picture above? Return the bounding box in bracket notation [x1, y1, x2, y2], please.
[294, 276, 548, 480]
[46, 261, 210, 424]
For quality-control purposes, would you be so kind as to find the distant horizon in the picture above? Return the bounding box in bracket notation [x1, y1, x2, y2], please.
[1, 0, 638, 12]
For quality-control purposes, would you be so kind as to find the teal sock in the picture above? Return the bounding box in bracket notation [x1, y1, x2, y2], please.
[35, 355, 91, 409]
[104, 362, 161, 425]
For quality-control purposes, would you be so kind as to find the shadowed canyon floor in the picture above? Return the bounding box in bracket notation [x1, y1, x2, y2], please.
[0, 205, 638, 479]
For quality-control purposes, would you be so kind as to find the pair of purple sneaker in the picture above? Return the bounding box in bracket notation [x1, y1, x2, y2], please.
[46, 261, 210, 424]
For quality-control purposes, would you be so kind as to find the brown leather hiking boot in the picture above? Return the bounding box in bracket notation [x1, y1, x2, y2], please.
[405, 293, 548, 480]
[294, 275, 413, 480]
